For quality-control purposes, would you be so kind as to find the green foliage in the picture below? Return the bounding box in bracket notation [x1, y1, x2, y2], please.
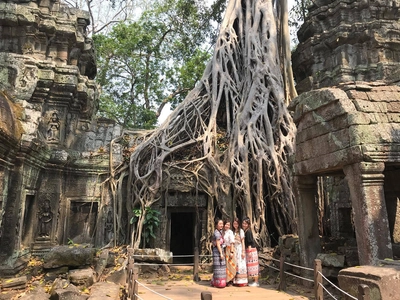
[94, 0, 224, 129]
[130, 206, 161, 247]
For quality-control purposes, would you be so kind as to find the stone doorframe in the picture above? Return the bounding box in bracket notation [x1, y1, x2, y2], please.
[290, 86, 400, 267]
[295, 163, 392, 267]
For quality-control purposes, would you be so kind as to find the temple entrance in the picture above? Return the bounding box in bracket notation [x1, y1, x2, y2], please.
[21, 194, 35, 247]
[170, 211, 195, 264]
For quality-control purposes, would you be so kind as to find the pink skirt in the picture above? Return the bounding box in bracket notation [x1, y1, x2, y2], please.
[246, 247, 259, 278]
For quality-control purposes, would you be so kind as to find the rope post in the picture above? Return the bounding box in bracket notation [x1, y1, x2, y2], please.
[193, 247, 200, 282]
[127, 248, 135, 299]
[314, 259, 323, 300]
[133, 267, 139, 300]
[201, 291, 212, 300]
[358, 284, 370, 300]
[278, 253, 287, 291]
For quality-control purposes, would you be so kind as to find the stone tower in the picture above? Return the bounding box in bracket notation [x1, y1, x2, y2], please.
[293, 0, 400, 93]
[0, 0, 120, 274]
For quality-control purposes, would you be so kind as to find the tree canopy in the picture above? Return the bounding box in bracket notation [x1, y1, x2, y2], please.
[94, 0, 227, 129]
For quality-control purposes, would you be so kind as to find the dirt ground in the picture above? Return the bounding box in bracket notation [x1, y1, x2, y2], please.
[135, 265, 314, 300]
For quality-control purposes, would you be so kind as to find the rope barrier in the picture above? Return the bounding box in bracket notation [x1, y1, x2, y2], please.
[134, 293, 144, 300]
[284, 271, 314, 283]
[265, 264, 280, 272]
[135, 262, 195, 266]
[270, 257, 280, 263]
[284, 261, 314, 272]
[132, 254, 212, 258]
[318, 271, 357, 300]
[136, 280, 174, 300]
[319, 282, 338, 300]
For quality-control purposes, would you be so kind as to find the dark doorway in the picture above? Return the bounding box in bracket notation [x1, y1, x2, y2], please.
[21, 195, 35, 246]
[170, 212, 194, 264]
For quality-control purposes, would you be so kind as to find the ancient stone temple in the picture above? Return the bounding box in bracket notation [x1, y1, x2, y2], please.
[291, 0, 400, 267]
[0, 0, 121, 274]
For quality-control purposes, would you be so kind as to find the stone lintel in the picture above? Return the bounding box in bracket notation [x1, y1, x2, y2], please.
[294, 145, 363, 175]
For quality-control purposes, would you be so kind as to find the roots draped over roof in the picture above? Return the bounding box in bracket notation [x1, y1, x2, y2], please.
[125, 0, 297, 248]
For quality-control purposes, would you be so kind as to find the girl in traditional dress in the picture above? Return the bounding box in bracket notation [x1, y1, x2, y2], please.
[242, 217, 259, 287]
[232, 217, 248, 286]
[223, 219, 236, 286]
[211, 218, 226, 288]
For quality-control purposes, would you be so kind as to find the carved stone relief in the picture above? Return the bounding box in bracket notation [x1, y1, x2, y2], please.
[38, 199, 53, 238]
[47, 112, 60, 142]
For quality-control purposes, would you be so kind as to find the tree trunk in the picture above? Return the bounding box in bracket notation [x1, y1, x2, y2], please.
[124, 0, 297, 249]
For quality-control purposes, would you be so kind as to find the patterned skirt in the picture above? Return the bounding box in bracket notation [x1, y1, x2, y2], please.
[211, 246, 226, 288]
[246, 247, 259, 279]
[233, 243, 248, 286]
[225, 245, 236, 282]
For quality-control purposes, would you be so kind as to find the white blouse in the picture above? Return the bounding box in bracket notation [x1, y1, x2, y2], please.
[224, 229, 235, 246]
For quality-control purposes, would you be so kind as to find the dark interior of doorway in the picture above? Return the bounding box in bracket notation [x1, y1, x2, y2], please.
[170, 212, 194, 264]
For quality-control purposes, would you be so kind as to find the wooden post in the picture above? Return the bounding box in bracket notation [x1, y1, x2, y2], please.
[358, 284, 370, 300]
[193, 246, 200, 281]
[133, 268, 139, 300]
[126, 248, 136, 299]
[314, 259, 323, 300]
[201, 291, 212, 300]
[278, 254, 286, 291]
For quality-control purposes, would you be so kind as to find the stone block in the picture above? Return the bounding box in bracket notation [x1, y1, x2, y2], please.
[338, 265, 400, 300]
[0, 275, 27, 290]
[296, 114, 349, 144]
[43, 245, 96, 269]
[106, 269, 126, 285]
[316, 253, 345, 268]
[133, 248, 173, 264]
[18, 287, 50, 300]
[88, 282, 120, 300]
[68, 268, 94, 287]
[44, 266, 69, 281]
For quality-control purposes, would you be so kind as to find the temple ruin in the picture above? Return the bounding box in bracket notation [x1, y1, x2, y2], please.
[291, 0, 400, 267]
[2, 0, 400, 286]
[0, 0, 122, 274]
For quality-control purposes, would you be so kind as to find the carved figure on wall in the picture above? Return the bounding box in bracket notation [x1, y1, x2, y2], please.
[47, 112, 60, 141]
[38, 200, 53, 237]
[104, 210, 114, 244]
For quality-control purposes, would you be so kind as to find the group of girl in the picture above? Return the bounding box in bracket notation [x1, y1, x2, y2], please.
[211, 217, 259, 288]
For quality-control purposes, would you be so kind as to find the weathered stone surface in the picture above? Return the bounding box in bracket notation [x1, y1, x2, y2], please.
[68, 268, 94, 287]
[317, 253, 345, 268]
[94, 249, 109, 279]
[293, 0, 400, 92]
[1, 275, 27, 290]
[18, 286, 50, 300]
[43, 245, 96, 269]
[87, 282, 120, 300]
[338, 265, 400, 300]
[106, 269, 126, 285]
[44, 266, 69, 281]
[50, 286, 88, 300]
[133, 248, 173, 264]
